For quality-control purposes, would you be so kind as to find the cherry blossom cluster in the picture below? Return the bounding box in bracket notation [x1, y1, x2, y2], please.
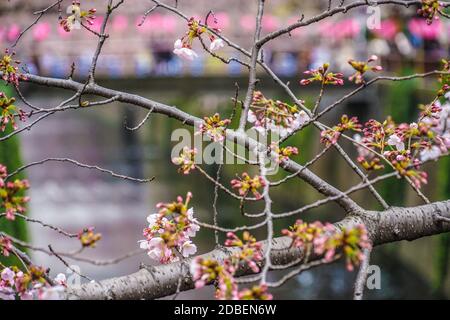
[0, 92, 27, 132]
[190, 232, 270, 300]
[271, 143, 299, 163]
[173, 16, 225, 61]
[172, 146, 197, 175]
[0, 164, 30, 221]
[139, 192, 199, 263]
[299, 63, 344, 86]
[0, 266, 66, 300]
[320, 114, 362, 146]
[78, 227, 102, 248]
[0, 49, 27, 86]
[60, 1, 97, 32]
[348, 55, 383, 84]
[358, 118, 429, 187]
[0, 235, 12, 257]
[282, 220, 371, 271]
[231, 172, 266, 199]
[248, 91, 310, 137]
[418, 0, 444, 24]
[196, 113, 231, 142]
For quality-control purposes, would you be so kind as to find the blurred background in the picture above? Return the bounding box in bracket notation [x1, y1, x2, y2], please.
[0, 0, 449, 299]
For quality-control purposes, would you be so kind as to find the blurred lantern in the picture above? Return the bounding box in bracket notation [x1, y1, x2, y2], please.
[33, 22, 51, 42]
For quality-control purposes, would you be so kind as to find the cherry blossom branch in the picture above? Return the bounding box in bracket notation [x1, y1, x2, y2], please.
[212, 162, 223, 245]
[198, 36, 250, 68]
[149, 0, 251, 57]
[66, 200, 450, 299]
[6, 157, 154, 183]
[131, 0, 438, 211]
[138, 4, 159, 26]
[0, 91, 82, 142]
